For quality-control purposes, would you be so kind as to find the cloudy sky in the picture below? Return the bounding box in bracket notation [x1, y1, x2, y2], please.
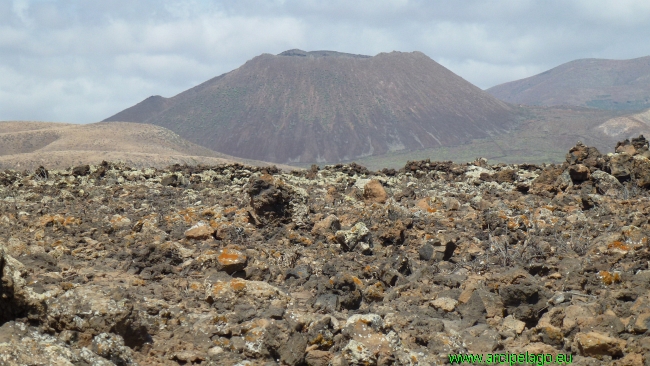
[2, 0, 650, 123]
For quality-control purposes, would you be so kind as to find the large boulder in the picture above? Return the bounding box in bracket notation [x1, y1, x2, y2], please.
[591, 170, 623, 196]
[566, 142, 604, 169]
[1, 243, 56, 325]
[609, 153, 633, 182]
[247, 174, 293, 222]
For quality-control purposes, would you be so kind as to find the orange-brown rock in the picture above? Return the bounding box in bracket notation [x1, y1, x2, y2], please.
[311, 215, 341, 238]
[568, 164, 590, 182]
[216, 248, 248, 274]
[574, 332, 625, 358]
[363, 180, 387, 204]
[184, 222, 215, 240]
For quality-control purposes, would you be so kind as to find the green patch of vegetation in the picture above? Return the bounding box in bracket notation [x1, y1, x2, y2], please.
[586, 99, 650, 112]
[302, 130, 570, 171]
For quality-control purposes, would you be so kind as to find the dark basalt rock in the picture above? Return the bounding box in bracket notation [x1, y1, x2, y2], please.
[1, 137, 650, 364]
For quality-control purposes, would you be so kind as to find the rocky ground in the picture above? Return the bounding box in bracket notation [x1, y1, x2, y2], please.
[2, 137, 650, 365]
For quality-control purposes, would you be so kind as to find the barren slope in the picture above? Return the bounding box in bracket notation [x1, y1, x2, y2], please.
[487, 56, 650, 111]
[349, 105, 628, 169]
[0, 121, 292, 170]
[594, 108, 650, 140]
[104, 50, 516, 164]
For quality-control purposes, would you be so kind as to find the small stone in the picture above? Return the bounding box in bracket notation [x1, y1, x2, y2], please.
[207, 346, 224, 357]
[311, 215, 341, 237]
[363, 180, 387, 204]
[419, 238, 454, 262]
[173, 350, 204, 363]
[305, 350, 333, 366]
[615, 353, 644, 366]
[501, 315, 526, 334]
[110, 214, 131, 230]
[592, 169, 623, 196]
[356, 242, 372, 254]
[335, 222, 370, 251]
[342, 339, 377, 365]
[461, 325, 500, 353]
[616, 144, 637, 155]
[477, 290, 504, 318]
[632, 312, 650, 333]
[278, 332, 307, 366]
[72, 165, 90, 176]
[161, 174, 179, 186]
[313, 294, 339, 312]
[574, 331, 625, 358]
[217, 248, 248, 274]
[184, 222, 214, 240]
[458, 288, 475, 304]
[431, 297, 458, 312]
[609, 153, 633, 181]
[419, 243, 434, 261]
[363, 282, 385, 302]
[568, 164, 590, 182]
[445, 197, 461, 210]
[91, 333, 134, 365]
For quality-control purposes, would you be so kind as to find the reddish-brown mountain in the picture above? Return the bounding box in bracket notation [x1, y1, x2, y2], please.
[104, 50, 516, 164]
[487, 56, 650, 111]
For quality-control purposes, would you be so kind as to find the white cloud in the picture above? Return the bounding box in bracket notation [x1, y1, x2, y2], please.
[12, 0, 32, 26]
[1, 1, 650, 123]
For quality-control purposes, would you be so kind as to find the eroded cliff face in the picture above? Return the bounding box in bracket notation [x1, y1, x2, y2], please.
[2, 138, 650, 365]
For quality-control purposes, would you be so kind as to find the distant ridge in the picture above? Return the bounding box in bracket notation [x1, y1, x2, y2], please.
[0, 121, 292, 170]
[106, 95, 170, 124]
[277, 49, 371, 58]
[487, 56, 650, 111]
[104, 50, 516, 164]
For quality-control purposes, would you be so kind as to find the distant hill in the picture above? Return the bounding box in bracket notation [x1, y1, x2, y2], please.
[0, 121, 292, 170]
[487, 56, 650, 111]
[594, 108, 650, 140]
[104, 50, 517, 164]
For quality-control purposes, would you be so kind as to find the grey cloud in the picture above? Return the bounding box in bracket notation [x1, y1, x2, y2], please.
[1, 0, 650, 123]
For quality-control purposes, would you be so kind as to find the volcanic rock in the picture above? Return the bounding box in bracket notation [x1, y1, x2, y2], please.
[363, 179, 388, 204]
[592, 170, 623, 196]
[335, 222, 370, 251]
[184, 221, 214, 240]
[569, 164, 591, 182]
[2, 137, 650, 364]
[574, 332, 626, 358]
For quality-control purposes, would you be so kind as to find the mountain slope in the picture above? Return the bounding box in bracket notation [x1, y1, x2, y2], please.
[594, 108, 650, 140]
[487, 56, 650, 111]
[0, 121, 292, 170]
[104, 50, 516, 164]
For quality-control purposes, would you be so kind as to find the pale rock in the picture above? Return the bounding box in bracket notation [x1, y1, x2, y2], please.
[500, 315, 526, 335]
[184, 221, 214, 240]
[573, 331, 625, 357]
[342, 339, 376, 365]
[431, 297, 458, 312]
[335, 222, 370, 251]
